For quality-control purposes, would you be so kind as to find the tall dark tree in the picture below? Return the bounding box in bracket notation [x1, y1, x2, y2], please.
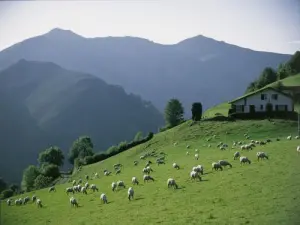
[68, 136, 94, 164]
[256, 67, 277, 89]
[287, 51, 300, 74]
[277, 63, 293, 80]
[38, 146, 64, 167]
[191, 102, 203, 121]
[164, 99, 184, 127]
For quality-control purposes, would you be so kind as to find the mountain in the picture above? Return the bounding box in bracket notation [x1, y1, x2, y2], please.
[0, 60, 164, 182]
[0, 28, 291, 116]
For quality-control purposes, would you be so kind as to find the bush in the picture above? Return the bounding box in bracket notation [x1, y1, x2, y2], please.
[41, 164, 60, 179]
[2, 189, 14, 199]
[34, 175, 53, 189]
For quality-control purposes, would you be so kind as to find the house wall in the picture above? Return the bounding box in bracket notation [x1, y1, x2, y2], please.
[232, 89, 294, 113]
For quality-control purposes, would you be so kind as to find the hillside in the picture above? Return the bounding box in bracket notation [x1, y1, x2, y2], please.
[1, 119, 300, 225]
[0, 28, 291, 116]
[0, 60, 164, 182]
[204, 73, 300, 117]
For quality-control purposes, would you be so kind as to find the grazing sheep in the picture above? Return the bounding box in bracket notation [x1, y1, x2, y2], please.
[218, 160, 232, 168]
[70, 197, 78, 207]
[208, 144, 211, 148]
[143, 175, 155, 182]
[49, 186, 56, 192]
[297, 146, 300, 154]
[195, 153, 199, 160]
[190, 171, 201, 181]
[167, 178, 178, 189]
[66, 187, 74, 194]
[173, 142, 178, 146]
[257, 152, 269, 160]
[186, 145, 190, 149]
[81, 187, 87, 195]
[72, 180, 76, 186]
[140, 155, 146, 160]
[128, 187, 134, 200]
[157, 159, 165, 166]
[36, 199, 42, 208]
[111, 182, 117, 192]
[115, 169, 121, 175]
[287, 135, 292, 140]
[90, 184, 99, 192]
[192, 165, 204, 175]
[173, 163, 180, 170]
[132, 177, 139, 185]
[78, 179, 82, 184]
[6, 199, 11, 206]
[23, 196, 30, 205]
[186, 151, 190, 155]
[142, 166, 153, 174]
[233, 151, 240, 160]
[84, 182, 89, 189]
[134, 161, 138, 166]
[117, 180, 126, 189]
[240, 156, 251, 165]
[104, 171, 111, 176]
[195, 149, 198, 153]
[212, 162, 223, 171]
[94, 173, 99, 178]
[15, 199, 22, 206]
[85, 175, 89, 180]
[32, 195, 37, 202]
[295, 136, 299, 139]
[100, 193, 108, 204]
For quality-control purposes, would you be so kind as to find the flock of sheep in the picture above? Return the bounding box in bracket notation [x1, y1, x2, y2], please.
[5, 133, 300, 210]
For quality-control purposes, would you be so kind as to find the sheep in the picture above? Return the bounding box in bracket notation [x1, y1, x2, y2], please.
[208, 144, 211, 148]
[90, 184, 99, 192]
[240, 156, 251, 165]
[114, 163, 123, 169]
[195, 153, 199, 160]
[128, 187, 134, 201]
[6, 199, 11, 206]
[32, 195, 37, 202]
[100, 193, 108, 204]
[157, 159, 165, 166]
[233, 151, 240, 160]
[287, 135, 292, 140]
[186, 145, 190, 149]
[23, 196, 30, 205]
[85, 175, 89, 180]
[84, 182, 89, 189]
[212, 162, 223, 171]
[186, 151, 190, 155]
[190, 171, 201, 181]
[94, 173, 99, 178]
[72, 180, 76, 186]
[295, 136, 299, 139]
[36, 199, 42, 208]
[140, 155, 146, 160]
[66, 187, 75, 194]
[132, 177, 139, 185]
[173, 163, 180, 170]
[143, 175, 155, 182]
[70, 197, 78, 207]
[49, 186, 56, 192]
[78, 179, 82, 184]
[111, 182, 117, 192]
[297, 146, 300, 154]
[117, 180, 126, 189]
[134, 161, 138, 166]
[173, 142, 178, 146]
[81, 187, 87, 195]
[218, 160, 232, 168]
[115, 169, 121, 175]
[192, 165, 204, 175]
[257, 152, 269, 161]
[167, 178, 178, 189]
[142, 166, 153, 174]
[104, 171, 111, 176]
[73, 186, 79, 192]
[15, 199, 22, 206]
[195, 149, 198, 153]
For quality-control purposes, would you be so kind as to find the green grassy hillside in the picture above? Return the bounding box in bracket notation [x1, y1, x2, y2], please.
[2, 119, 300, 225]
[204, 74, 300, 117]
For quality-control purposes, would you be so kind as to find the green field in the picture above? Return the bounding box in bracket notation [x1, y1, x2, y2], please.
[2, 119, 300, 225]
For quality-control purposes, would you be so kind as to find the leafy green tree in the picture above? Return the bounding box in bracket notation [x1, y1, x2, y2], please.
[21, 165, 40, 191]
[191, 102, 203, 121]
[38, 146, 64, 167]
[106, 146, 119, 154]
[287, 51, 300, 74]
[2, 189, 14, 199]
[256, 67, 277, 89]
[277, 63, 293, 80]
[34, 175, 53, 189]
[41, 164, 60, 179]
[9, 184, 19, 193]
[164, 99, 184, 127]
[133, 131, 143, 142]
[0, 177, 7, 193]
[68, 136, 94, 164]
[245, 81, 257, 93]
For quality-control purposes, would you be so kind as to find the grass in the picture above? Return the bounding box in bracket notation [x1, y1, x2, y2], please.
[203, 103, 230, 118]
[2, 119, 300, 225]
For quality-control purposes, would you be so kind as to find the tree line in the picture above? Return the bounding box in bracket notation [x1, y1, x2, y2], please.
[245, 51, 300, 93]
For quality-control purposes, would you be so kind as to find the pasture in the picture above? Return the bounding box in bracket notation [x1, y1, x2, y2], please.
[1, 119, 300, 225]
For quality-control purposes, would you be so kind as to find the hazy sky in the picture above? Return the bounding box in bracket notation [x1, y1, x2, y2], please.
[0, 0, 299, 54]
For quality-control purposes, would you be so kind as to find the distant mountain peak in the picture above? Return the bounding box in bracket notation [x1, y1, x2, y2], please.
[45, 28, 83, 39]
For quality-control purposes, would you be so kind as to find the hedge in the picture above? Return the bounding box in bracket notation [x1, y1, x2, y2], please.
[229, 111, 298, 120]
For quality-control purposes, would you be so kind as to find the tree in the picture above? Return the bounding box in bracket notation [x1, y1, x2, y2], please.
[1, 189, 14, 199]
[68, 136, 94, 164]
[41, 164, 60, 179]
[256, 67, 277, 89]
[34, 175, 53, 189]
[164, 99, 184, 127]
[133, 131, 143, 142]
[277, 63, 293, 80]
[9, 184, 19, 193]
[0, 177, 7, 193]
[38, 146, 64, 167]
[245, 81, 257, 93]
[191, 102, 203, 121]
[21, 165, 40, 192]
[287, 51, 300, 74]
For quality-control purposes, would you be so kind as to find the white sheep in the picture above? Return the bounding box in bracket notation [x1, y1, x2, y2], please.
[287, 135, 292, 140]
[233, 151, 240, 160]
[100, 193, 108, 204]
[157, 159, 165, 165]
[84, 182, 89, 189]
[6, 199, 11, 206]
[15, 199, 22, 206]
[104, 171, 111, 176]
[142, 166, 153, 174]
[132, 177, 139, 185]
[240, 156, 251, 165]
[72, 180, 76, 185]
[257, 152, 269, 161]
[295, 136, 299, 139]
[117, 180, 126, 189]
[90, 184, 99, 192]
[23, 196, 30, 205]
[143, 175, 155, 182]
[36, 199, 42, 208]
[173, 163, 180, 170]
[186, 151, 190, 155]
[218, 160, 232, 168]
[128, 187, 134, 201]
[48, 186, 56, 192]
[78, 179, 82, 184]
[190, 171, 201, 181]
[94, 173, 99, 178]
[212, 162, 223, 171]
[111, 182, 117, 192]
[167, 178, 178, 189]
[192, 165, 204, 175]
[186, 145, 190, 149]
[70, 197, 78, 207]
[195, 149, 198, 152]
[195, 153, 199, 160]
[66, 187, 74, 194]
[81, 186, 87, 195]
[297, 146, 300, 154]
[173, 142, 178, 146]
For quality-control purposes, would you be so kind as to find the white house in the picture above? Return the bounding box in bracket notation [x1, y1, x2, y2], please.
[229, 87, 294, 113]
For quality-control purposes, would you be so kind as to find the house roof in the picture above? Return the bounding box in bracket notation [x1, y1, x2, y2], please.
[228, 86, 293, 104]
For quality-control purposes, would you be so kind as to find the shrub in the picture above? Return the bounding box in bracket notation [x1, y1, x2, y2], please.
[2, 189, 14, 199]
[41, 164, 60, 179]
[34, 175, 53, 189]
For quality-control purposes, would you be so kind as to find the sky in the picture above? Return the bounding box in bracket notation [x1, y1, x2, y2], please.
[0, 0, 299, 54]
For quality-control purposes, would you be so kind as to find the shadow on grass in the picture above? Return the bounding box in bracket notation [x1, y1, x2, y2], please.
[134, 197, 145, 201]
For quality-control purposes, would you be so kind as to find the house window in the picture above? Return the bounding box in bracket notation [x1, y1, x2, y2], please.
[260, 105, 263, 110]
[272, 94, 278, 100]
[261, 94, 267, 100]
[236, 105, 244, 113]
